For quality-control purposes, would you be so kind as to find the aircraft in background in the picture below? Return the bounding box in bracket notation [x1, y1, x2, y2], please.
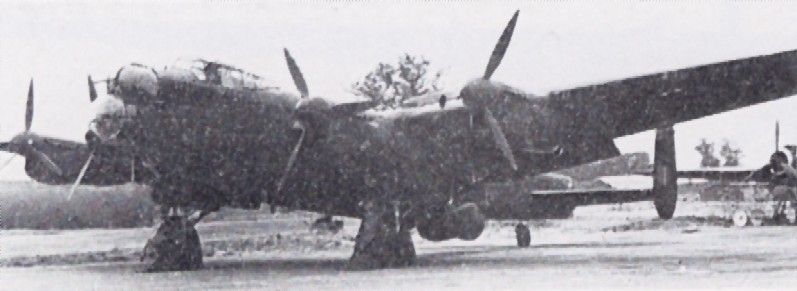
[640, 121, 796, 182]
[3, 10, 797, 271]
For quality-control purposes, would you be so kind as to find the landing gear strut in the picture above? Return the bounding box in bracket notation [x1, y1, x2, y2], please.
[515, 222, 531, 247]
[141, 207, 207, 272]
[349, 200, 416, 270]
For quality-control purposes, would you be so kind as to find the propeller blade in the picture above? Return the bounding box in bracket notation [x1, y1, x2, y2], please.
[25, 79, 34, 132]
[284, 48, 310, 98]
[483, 10, 519, 80]
[67, 151, 94, 201]
[30, 148, 64, 177]
[483, 108, 518, 171]
[0, 155, 15, 174]
[776, 120, 780, 151]
[88, 75, 98, 102]
[130, 156, 135, 183]
[275, 126, 306, 195]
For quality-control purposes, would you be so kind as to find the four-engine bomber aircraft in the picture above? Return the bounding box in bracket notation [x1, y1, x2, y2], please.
[3, 10, 797, 271]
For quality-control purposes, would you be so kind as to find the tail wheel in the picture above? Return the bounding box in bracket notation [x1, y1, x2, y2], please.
[653, 127, 677, 219]
[515, 223, 531, 248]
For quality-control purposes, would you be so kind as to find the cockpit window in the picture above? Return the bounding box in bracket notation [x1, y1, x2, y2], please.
[169, 59, 208, 81]
[165, 59, 281, 90]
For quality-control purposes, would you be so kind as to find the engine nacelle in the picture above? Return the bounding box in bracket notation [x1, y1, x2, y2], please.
[416, 203, 486, 242]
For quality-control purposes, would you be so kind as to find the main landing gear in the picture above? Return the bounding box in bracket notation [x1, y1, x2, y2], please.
[141, 207, 210, 272]
[349, 200, 416, 270]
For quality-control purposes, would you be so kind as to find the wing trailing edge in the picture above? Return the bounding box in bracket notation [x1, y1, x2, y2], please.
[549, 49, 797, 138]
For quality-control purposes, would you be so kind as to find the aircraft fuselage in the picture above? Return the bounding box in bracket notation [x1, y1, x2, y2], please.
[90, 60, 622, 217]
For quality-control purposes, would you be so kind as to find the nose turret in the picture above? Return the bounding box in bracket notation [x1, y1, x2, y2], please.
[109, 64, 158, 104]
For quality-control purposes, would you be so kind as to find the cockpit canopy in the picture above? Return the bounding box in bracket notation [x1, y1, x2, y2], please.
[103, 59, 287, 108]
[163, 59, 278, 91]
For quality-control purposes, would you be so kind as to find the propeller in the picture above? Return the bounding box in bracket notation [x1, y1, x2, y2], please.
[775, 121, 780, 152]
[273, 48, 313, 196]
[467, 10, 520, 171]
[25, 80, 34, 132]
[66, 77, 107, 200]
[88, 75, 98, 102]
[0, 79, 64, 176]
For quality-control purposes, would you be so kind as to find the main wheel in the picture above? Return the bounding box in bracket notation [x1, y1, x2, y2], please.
[144, 216, 203, 272]
[653, 127, 677, 219]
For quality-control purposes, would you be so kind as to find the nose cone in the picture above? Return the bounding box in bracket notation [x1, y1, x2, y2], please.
[113, 64, 158, 103]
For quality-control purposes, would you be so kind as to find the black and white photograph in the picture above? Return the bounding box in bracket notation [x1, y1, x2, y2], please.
[3, 1, 797, 289]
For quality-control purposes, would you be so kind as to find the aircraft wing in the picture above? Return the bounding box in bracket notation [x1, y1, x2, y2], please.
[670, 169, 753, 181]
[635, 167, 759, 181]
[548, 49, 797, 138]
[482, 187, 653, 220]
[8, 136, 140, 186]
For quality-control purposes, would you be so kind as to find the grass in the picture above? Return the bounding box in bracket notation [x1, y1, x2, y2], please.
[0, 181, 155, 229]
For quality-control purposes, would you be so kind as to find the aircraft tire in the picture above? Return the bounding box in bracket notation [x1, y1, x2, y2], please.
[515, 223, 531, 248]
[732, 210, 749, 227]
[144, 216, 203, 272]
[653, 127, 677, 220]
[654, 188, 677, 220]
[348, 200, 416, 270]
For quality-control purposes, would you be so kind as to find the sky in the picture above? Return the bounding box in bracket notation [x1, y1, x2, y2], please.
[2, 1, 797, 180]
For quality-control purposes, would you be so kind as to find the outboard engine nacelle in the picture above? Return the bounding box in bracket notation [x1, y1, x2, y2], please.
[653, 126, 677, 219]
[416, 203, 486, 241]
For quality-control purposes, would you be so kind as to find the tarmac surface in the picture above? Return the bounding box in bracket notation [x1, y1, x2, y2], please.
[3, 202, 797, 290]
